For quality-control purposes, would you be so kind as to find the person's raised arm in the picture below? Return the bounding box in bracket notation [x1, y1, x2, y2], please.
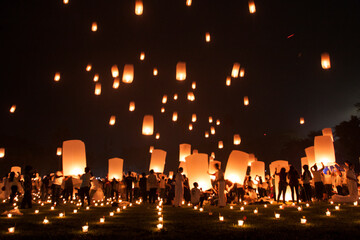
[319, 162, 325, 172]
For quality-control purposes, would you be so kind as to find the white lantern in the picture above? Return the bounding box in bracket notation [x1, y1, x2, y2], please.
[108, 158, 124, 180]
[62, 140, 87, 176]
[54, 72, 60, 82]
[314, 136, 335, 166]
[56, 148, 62, 156]
[172, 112, 178, 122]
[179, 143, 191, 162]
[122, 64, 134, 83]
[321, 52, 331, 69]
[0, 148, 5, 158]
[233, 134, 241, 145]
[185, 153, 212, 191]
[176, 62, 186, 81]
[113, 78, 120, 89]
[149, 149, 167, 173]
[91, 22, 97, 32]
[142, 115, 154, 135]
[225, 150, 249, 184]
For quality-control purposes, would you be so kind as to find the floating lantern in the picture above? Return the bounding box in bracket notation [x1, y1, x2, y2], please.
[301, 217, 307, 224]
[108, 158, 124, 180]
[129, 101, 135, 112]
[0, 148, 5, 158]
[153, 68, 158, 76]
[218, 141, 223, 149]
[189, 124, 193, 131]
[209, 117, 213, 123]
[140, 52, 145, 61]
[111, 65, 119, 78]
[82, 224, 88, 233]
[335, 205, 340, 210]
[187, 92, 195, 101]
[192, 114, 197, 122]
[186, 0, 192, 6]
[172, 112, 178, 122]
[155, 133, 160, 139]
[233, 134, 241, 145]
[94, 83, 101, 95]
[157, 223, 163, 230]
[162, 95, 167, 104]
[10, 105, 16, 113]
[239, 68, 245, 77]
[59, 212, 64, 218]
[86, 64, 92, 72]
[35, 210, 39, 214]
[135, 0, 143, 15]
[210, 126, 215, 135]
[205, 131, 209, 138]
[173, 94, 178, 100]
[62, 140, 87, 176]
[149, 146, 154, 153]
[176, 62, 186, 81]
[7, 213, 12, 218]
[109, 116, 116, 126]
[300, 117, 305, 125]
[231, 63, 240, 78]
[321, 52, 331, 69]
[314, 136, 335, 166]
[254, 208, 258, 214]
[56, 147, 62, 156]
[186, 153, 212, 191]
[275, 213, 280, 219]
[63, 0, 69, 4]
[43, 217, 49, 224]
[248, 0, 256, 13]
[322, 128, 334, 142]
[225, 151, 249, 184]
[192, 81, 196, 89]
[109, 212, 114, 216]
[226, 77, 231, 86]
[179, 143, 191, 162]
[142, 115, 154, 135]
[122, 64, 134, 83]
[113, 78, 120, 89]
[149, 149, 167, 173]
[161, 107, 165, 113]
[91, 22, 97, 32]
[244, 96, 249, 106]
[205, 32, 211, 42]
[54, 72, 60, 82]
[216, 119, 220, 125]
[238, 220, 244, 226]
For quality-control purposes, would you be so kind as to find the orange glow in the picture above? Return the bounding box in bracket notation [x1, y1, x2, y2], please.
[192, 81, 196, 89]
[210, 126, 215, 135]
[226, 77, 231, 86]
[129, 101, 135, 112]
[108, 158, 124, 180]
[135, 0, 143, 15]
[239, 68, 245, 77]
[176, 62, 186, 81]
[149, 149, 167, 173]
[209, 116, 213, 123]
[140, 52, 145, 61]
[192, 114, 197, 122]
[149, 146, 154, 153]
[95, 83, 101, 95]
[122, 64, 134, 83]
[179, 143, 191, 162]
[172, 112, 178, 122]
[161, 107, 165, 113]
[300, 117, 305, 125]
[322, 128, 333, 142]
[111, 65, 119, 78]
[244, 96, 249, 106]
[205, 32, 211, 42]
[189, 124, 193, 131]
[314, 136, 335, 166]
[233, 134, 241, 145]
[91, 22, 98, 32]
[321, 52, 331, 69]
[54, 72, 60, 82]
[113, 78, 120, 89]
[187, 92, 195, 101]
[62, 140, 87, 176]
[86, 64, 92, 72]
[231, 63, 240, 78]
[218, 141, 224, 149]
[225, 150, 249, 183]
[93, 74, 99, 82]
[63, 0, 69, 4]
[162, 95, 167, 104]
[109, 116, 116, 125]
[173, 94, 178, 100]
[186, 0, 192, 6]
[155, 133, 160, 139]
[56, 148, 62, 156]
[205, 131, 209, 138]
[216, 119, 220, 125]
[0, 148, 5, 158]
[9, 105, 16, 113]
[142, 115, 154, 135]
[153, 68, 158, 76]
[248, 0, 256, 14]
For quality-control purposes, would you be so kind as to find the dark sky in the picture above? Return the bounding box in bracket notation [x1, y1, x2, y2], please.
[1, 0, 359, 177]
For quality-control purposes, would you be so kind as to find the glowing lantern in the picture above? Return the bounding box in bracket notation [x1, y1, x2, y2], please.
[161, 107, 165, 113]
[185, 153, 212, 190]
[205, 32, 211, 42]
[250, 161, 265, 182]
[210, 126, 215, 135]
[226, 77, 231, 86]
[82, 225, 89, 233]
[218, 141, 223, 149]
[231, 63, 240, 78]
[322, 128, 333, 142]
[162, 95, 167, 104]
[244, 96, 249, 106]
[56, 148, 62, 156]
[269, 160, 292, 201]
[205, 131, 209, 138]
[109, 116, 116, 126]
[10, 166, 21, 174]
[300, 117, 305, 125]
[142, 115, 154, 135]
[209, 117, 213, 123]
[108, 158, 124, 180]
[54, 72, 60, 82]
[248, 154, 255, 166]
[186, 0, 192, 6]
[187, 92, 195, 101]
[233, 134, 241, 145]
[208, 160, 221, 176]
[111, 65, 119, 78]
[122, 64, 134, 83]
[149, 149, 167, 173]
[211, 152, 215, 159]
[248, 0, 256, 13]
[149, 146, 154, 153]
[321, 52, 331, 69]
[173, 94, 178, 100]
[179, 143, 191, 162]
[0, 148, 5, 158]
[219, 216, 224, 221]
[176, 62, 186, 81]
[192, 81, 196, 89]
[63, 0, 69, 4]
[93, 74, 99, 82]
[225, 150, 249, 183]
[172, 112, 178, 122]
[305, 146, 316, 169]
[135, 0, 143, 15]
[62, 140, 87, 176]
[91, 22, 97, 32]
[238, 220, 244, 226]
[216, 119, 220, 126]
[94, 83, 101, 95]
[113, 78, 120, 89]
[153, 68, 158, 76]
[140, 52, 145, 61]
[155, 133, 160, 139]
[179, 161, 188, 176]
[314, 136, 335, 166]
[239, 68, 245, 77]
[189, 124, 193, 131]
[9, 105, 16, 113]
[326, 210, 331, 216]
[275, 213, 280, 219]
[301, 217, 307, 224]
[86, 64, 92, 72]
[191, 114, 197, 122]
[301, 157, 308, 174]
[129, 101, 135, 112]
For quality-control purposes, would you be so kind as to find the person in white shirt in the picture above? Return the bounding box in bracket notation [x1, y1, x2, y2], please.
[209, 163, 226, 207]
[323, 168, 333, 199]
[52, 171, 64, 205]
[159, 176, 166, 200]
[190, 182, 201, 206]
[147, 170, 158, 204]
[174, 167, 184, 207]
[311, 163, 324, 201]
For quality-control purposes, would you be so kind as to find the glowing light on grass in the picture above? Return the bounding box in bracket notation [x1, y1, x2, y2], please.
[43, 217, 49, 224]
[82, 224, 88, 233]
[8, 227, 15, 233]
[238, 220, 244, 226]
[301, 217, 307, 224]
[275, 213, 280, 219]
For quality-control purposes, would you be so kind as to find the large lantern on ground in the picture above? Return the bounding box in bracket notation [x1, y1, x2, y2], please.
[185, 153, 212, 190]
[225, 150, 249, 184]
[108, 158, 124, 180]
[250, 161, 265, 183]
[149, 149, 167, 173]
[176, 62, 186, 81]
[142, 115, 154, 135]
[62, 140, 87, 176]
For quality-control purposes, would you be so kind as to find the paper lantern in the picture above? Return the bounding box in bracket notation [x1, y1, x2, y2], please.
[135, 0, 143, 15]
[149, 146, 154, 153]
[173, 94, 178, 100]
[226, 77, 231, 86]
[321, 52, 331, 69]
[248, 0, 256, 13]
[113, 78, 120, 89]
[168, 171, 174, 179]
[172, 112, 178, 122]
[93, 74, 99, 82]
[176, 62, 186, 81]
[56, 148, 62, 156]
[0, 148, 5, 158]
[233, 134, 241, 145]
[314, 136, 335, 166]
[161, 107, 165, 113]
[179, 143, 191, 162]
[179, 161, 188, 176]
[205, 131, 209, 138]
[301, 157, 308, 174]
[109, 116, 116, 125]
[129, 101, 135, 112]
[211, 152, 215, 159]
[218, 141, 223, 149]
[239, 68, 245, 77]
[86, 64, 92, 72]
[63, 0, 69, 4]
[149, 149, 167, 173]
[54, 72, 60, 82]
[225, 150, 249, 183]
[192, 114, 197, 122]
[185, 153, 212, 190]
[9, 105, 16, 113]
[108, 158, 124, 180]
[248, 154, 255, 166]
[209, 116, 213, 123]
[95, 83, 101, 95]
[187, 92, 195, 101]
[186, 0, 192, 6]
[155, 133, 160, 139]
[189, 124, 193, 131]
[205, 32, 211, 42]
[162, 95, 167, 104]
[62, 140, 87, 176]
[111, 65, 119, 78]
[231, 63, 240, 78]
[305, 146, 316, 169]
[244, 96, 249, 106]
[140, 52, 145, 61]
[210, 126, 215, 135]
[10, 166, 21, 175]
[192, 81, 196, 89]
[269, 160, 291, 201]
[153, 68, 158, 76]
[208, 160, 221, 175]
[91, 22, 97, 32]
[322, 128, 333, 142]
[300, 117, 305, 125]
[122, 64, 134, 83]
[250, 161, 265, 182]
[142, 115, 154, 135]
[216, 119, 220, 126]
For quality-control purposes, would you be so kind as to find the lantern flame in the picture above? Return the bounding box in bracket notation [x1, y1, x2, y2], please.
[321, 52, 331, 69]
[248, 0, 256, 13]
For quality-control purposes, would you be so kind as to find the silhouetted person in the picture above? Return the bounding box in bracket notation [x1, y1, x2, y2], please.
[64, 176, 73, 201]
[21, 165, 33, 209]
[302, 165, 312, 202]
[147, 169, 158, 204]
[79, 167, 92, 206]
[125, 171, 135, 202]
[288, 166, 300, 203]
[275, 167, 287, 203]
[139, 172, 147, 202]
[8, 172, 19, 204]
[52, 171, 64, 205]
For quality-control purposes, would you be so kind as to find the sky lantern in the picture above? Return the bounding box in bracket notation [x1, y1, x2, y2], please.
[54, 72, 60, 82]
[305, 146, 316, 169]
[111, 65, 119, 78]
[209, 116, 213, 123]
[300, 117, 305, 125]
[109, 116, 116, 125]
[187, 92, 195, 101]
[186, 0, 192, 6]
[86, 64, 92, 72]
[108, 158, 124, 180]
[122, 64, 134, 83]
[218, 141, 223, 149]
[226, 76, 231, 86]
[189, 124, 193, 131]
[244, 96, 249, 106]
[95, 83, 101, 95]
[91, 22, 98, 32]
[192, 114, 197, 122]
[248, 153, 255, 166]
[205, 131, 209, 138]
[231, 63, 240, 78]
[173, 94, 178, 100]
[172, 112, 178, 122]
[179, 143, 191, 162]
[321, 52, 331, 69]
[216, 119, 220, 125]
[140, 52, 145, 61]
[149, 146, 154, 153]
[135, 0, 143, 15]
[149, 149, 167, 173]
[322, 128, 333, 142]
[9, 105, 16, 113]
[113, 78, 120, 89]
[210, 126, 215, 135]
[192, 81, 196, 89]
[225, 150, 249, 184]
[301, 157, 308, 174]
[56, 147, 62, 156]
[63, 0, 69, 4]
[0, 148, 5, 158]
[62, 140, 87, 176]
[176, 62, 186, 81]
[162, 95, 167, 104]
[155, 133, 160, 139]
[250, 161, 265, 183]
[248, 0, 256, 14]
[208, 159, 221, 175]
[185, 153, 212, 190]
[205, 32, 211, 42]
[153, 68, 158, 76]
[161, 107, 165, 113]
[314, 135, 336, 166]
[233, 134, 241, 145]
[129, 101, 135, 112]
[142, 115, 154, 135]
[93, 74, 99, 82]
[269, 160, 292, 201]
[239, 68, 245, 77]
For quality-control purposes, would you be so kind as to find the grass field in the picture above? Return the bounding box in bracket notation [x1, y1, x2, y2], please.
[1, 200, 360, 240]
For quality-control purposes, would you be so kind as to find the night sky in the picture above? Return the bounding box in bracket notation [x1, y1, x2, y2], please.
[1, 0, 360, 177]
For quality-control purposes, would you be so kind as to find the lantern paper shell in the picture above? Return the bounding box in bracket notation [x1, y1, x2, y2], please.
[248, 154, 256, 166]
[233, 134, 241, 145]
[62, 140, 87, 176]
[179, 143, 191, 162]
[0, 148, 5, 158]
[269, 160, 292, 201]
[185, 153, 212, 191]
[129, 101, 135, 112]
[225, 150, 249, 184]
[135, 0, 143, 15]
[209, 117, 213, 123]
[191, 114, 197, 122]
[322, 128, 333, 142]
[231, 63, 240, 78]
[210, 126, 215, 135]
[189, 124, 193, 130]
[142, 115, 154, 135]
[186, 0, 192, 6]
[305, 146, 316, 170]
[54, 72, 60, 82]
[140, 52, 145, 61]
[113, 78, 120, 89]
[93, 74, 99, 82]
[176, 62, 186, 81]
[86, 64, 92, 72]
[226, 77, 231, 86]
[248, 0, 256, 13]
[162, 95, 167, 104]
[161, 107, 165, 113]
[108, 158, 124, 180]
[109, 116, 116, 125]
[122, 64, 134, 83]
[205, 32, 211, 42]
[95, 83, 101, 95]
[149, 149, 167, 173]
[11, 166, 21, 175]
[91, 22, 98, 32]
[239, 68, 245, 77]
[321, 52, 331, 69]
[192, 82, 196, 89]
[218, 141, 224, 149]
[63, 0, 69, 4]
[314, 136, 336, 166]
[56, 148, 62, 156]
[173, 94, 178, 100]
[155, 133, 160, 139]
[300, 117, 305, 125]
[250, 161, 265, 182]
[10, 105, 16, 113]
[172, 112, 178, 122]
[187, 92, 195, 101]
[205, 131, 209, 138]
[244, 96, 249, 106]
[153, 68, 158, 76]
[111, 65, 119, 78]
